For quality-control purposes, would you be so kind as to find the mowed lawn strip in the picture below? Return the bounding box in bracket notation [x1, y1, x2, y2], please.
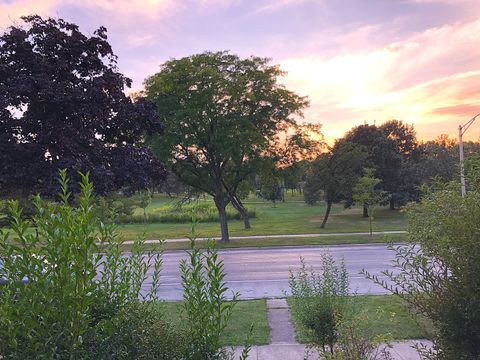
[118, 193, 407, 241]
[159, 299, 270, 345]
[289, 295, 434, 343]
[117, 233, 408, 252]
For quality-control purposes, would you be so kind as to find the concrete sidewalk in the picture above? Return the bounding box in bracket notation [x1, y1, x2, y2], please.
[233, 340, 432, 360]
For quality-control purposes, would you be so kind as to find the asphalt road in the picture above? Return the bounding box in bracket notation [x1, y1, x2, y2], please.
[143, 243, 397, 300]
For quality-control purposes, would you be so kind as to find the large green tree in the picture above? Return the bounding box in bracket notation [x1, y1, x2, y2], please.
[145, 51, 308, 242]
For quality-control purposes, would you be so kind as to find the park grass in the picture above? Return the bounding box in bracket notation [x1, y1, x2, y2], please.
[2, 192, 408, 249]
[117, 233, 407, 252]
[118, 193, 407, 242]
[289, 295, 434, 343]
[159, 299, 270, 345]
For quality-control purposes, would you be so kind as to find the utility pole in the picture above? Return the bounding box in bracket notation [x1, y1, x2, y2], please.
[458, 113, 480, 197]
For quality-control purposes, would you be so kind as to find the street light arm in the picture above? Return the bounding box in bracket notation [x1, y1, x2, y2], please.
[460, 113, 480, 135]
[459, 112, 480, 198]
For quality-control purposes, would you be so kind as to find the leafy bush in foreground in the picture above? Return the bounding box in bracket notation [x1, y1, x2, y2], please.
[0, 171, 171, 359]
[83, 302, 184, 360]
[290, 253, 391, 359]
[289, 253, 349, 353]
[180, 232, 252, 360]
[364, 179, 480, 360]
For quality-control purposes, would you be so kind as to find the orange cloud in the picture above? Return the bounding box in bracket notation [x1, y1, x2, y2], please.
[279, 18, 480, 143]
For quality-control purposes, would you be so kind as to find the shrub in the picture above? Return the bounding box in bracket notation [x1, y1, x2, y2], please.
[323, 311, 393, 360]
[363, 179, 480, 359]
[83, 302, 185, 360]
[289, 253, 349, 354]
[0, 170, 168, 359]
[116, 201, 256, 224]
[289, 253, 391, 360]
[180, 231, 252, 360]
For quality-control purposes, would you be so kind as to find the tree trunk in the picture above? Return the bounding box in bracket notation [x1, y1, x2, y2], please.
[363, 205, 369, 218]
[214, 194, 230, 243]
[389, 198, 395, 210]
[369, 216, 373, 236]
[320, 200, 332, 229]
[231, 195, 251, 229]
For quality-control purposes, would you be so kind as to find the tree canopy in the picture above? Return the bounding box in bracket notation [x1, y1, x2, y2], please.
[304, 140, 367, 228]
[343, 120, 420, 209]
[0, 16, 165, 199]
[145, 51, 308, 242]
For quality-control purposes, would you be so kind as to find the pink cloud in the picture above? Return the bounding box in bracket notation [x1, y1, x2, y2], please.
[0, 0, 55, 28]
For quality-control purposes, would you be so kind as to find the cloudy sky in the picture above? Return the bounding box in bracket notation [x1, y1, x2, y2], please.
[1, 0, 479, 142]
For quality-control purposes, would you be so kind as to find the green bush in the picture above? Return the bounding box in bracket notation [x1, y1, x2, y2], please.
[289, 253, 392, 359]
[289, 253, 349, 354]
[0, 170, 170, 359]
[364, 178, 480, 360]
[117, 202, 256, 224]
[180, 233, 252, 360]
[83, 302, 185, 360]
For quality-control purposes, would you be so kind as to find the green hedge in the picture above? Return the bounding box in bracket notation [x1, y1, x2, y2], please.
[117, 202, 256, 224]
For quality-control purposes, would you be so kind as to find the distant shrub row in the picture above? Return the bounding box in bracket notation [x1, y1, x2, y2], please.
[117, 202, 256, 224]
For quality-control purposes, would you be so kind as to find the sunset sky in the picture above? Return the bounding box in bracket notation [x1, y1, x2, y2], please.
[1, 0, 479, 142]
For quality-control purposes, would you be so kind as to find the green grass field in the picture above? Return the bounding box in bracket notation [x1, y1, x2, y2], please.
[289, 295, 434, 343]
[160, 299, 270, 345]
[119, 193, 407, 243]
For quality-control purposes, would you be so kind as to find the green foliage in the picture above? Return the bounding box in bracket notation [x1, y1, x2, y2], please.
[321, 311, 392, 360]
[464, 154, 480, 190]
[289, 254, 393, 359]
[256, 175, 283, 206]
[145, 50, 308, 241]
[95, 195, 139, 223]
[117, 201, 256, 224]
[288, 253, 349, 353]
[304, 140, 368, 228]
[353, 168, 390, 235]
[180, 232, 251, 360]
[83, 302, 185, 360]
[363, 175, 480, 359]
[138, 191, 152, 221]
[0, 170, 166, 359]
[0, 171, 101, 358]
[304, 141, 367, 205]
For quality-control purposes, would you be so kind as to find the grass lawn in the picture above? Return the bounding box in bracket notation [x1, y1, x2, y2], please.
[289, 295, 434, 343]
[118, 233, 407, 252]
[159, 299, 270, 345]
[118, 193, 407, 242]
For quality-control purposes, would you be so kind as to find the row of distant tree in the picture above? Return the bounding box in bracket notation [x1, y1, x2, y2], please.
[301, 122, 480, 227]
[1, 16, 477, 242]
